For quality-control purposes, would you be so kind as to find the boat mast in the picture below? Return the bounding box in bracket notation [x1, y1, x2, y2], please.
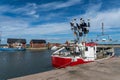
[84, 19, 90, 42]
[102, 22, 104, 35]
[0, 31, 2, 45]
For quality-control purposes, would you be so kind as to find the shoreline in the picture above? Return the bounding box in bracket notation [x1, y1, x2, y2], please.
[9, 57, 120, 80]
[26, 47, 48, 50]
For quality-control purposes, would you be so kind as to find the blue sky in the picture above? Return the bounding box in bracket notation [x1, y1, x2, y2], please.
[0, 0, 120, 44]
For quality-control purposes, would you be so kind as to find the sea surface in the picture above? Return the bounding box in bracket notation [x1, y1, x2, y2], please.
[0, 50, 53, 79]
[0, 48, 120, 79]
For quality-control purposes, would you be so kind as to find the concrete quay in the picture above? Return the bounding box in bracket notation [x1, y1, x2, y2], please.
[10, 57, 120, 80]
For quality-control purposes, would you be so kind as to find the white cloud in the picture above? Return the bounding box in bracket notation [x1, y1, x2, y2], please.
[0, 0, 81, 20]
[27, 10, 36, 15]
[1, 4, 119, 36]
[0, 1, 120, 43]
[89, 8, 120, 32]
[39, 0, 81, 10]
[22, 23, 70, 35]
[54, 0, 81, 9]
[7, 3, 40, 18]
[0, 4, 70, 40]
[0, 0, 81, 19]
[0, 5, 12, 14]
[70, 3, 120, 32]
[0, 17, 70, 36]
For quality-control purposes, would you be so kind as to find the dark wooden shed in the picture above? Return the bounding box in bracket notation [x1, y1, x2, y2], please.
[7, 38, 26, 48]
[30, 39, 46, 48]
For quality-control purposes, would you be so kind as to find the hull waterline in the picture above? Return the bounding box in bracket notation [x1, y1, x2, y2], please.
[51, 55, 93, 68]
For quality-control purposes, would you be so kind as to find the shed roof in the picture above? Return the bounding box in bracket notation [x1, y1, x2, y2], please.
[30, 39, 46, 43]
[7, 38, 26, 43]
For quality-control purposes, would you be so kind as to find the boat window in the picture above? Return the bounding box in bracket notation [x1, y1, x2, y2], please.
[85, 47, 88, 51]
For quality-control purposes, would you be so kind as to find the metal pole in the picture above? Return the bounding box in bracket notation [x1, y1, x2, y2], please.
[102, 22, 104, 35]
[0, 31, 2, 45]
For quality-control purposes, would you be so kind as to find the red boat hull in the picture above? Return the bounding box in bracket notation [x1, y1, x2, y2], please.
[51, 56, 93, 68]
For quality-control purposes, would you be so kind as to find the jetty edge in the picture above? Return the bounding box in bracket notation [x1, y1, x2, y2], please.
[9, 57, 120, 80]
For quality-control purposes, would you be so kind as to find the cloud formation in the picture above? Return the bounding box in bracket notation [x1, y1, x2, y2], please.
[71, 3, 120, 32]
[39, 0, 81, 10]
[0, 0, 120, 43]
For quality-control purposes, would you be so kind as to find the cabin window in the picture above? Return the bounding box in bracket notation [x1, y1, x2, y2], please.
[85, 47, 88, 51]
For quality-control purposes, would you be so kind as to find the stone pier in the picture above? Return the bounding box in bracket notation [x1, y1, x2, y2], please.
[10, 57, 120, 80]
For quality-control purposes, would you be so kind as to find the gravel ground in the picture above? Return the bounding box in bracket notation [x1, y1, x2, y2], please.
[10, 57, 120, 80]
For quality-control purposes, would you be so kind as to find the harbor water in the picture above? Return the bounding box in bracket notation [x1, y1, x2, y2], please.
[0, 50, 53, 79]
[0, 48, 120, 79]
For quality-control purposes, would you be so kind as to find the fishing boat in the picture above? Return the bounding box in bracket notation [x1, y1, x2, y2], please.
[0, 47, 25, 51]
[0, 32, 26, 51]
[51, 18, 114, 68]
